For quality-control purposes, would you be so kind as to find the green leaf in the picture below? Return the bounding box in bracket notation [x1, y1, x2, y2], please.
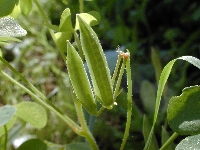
[67, 41, 97, 115]
[0, 16, 27, 37]
[142, 115, 159, 150]
[168, 85, 200, 135]
[59, 8, 73, 32]
[66, 142, 92, 150]
[75, 11, 101, 30]
[19, 0, 32, 15]
[176, 134, 200, 150]
[144, 56, 200, 150]
[15, 102, 47, 128]
[0, 0, 18, 17]
[77, 15, 113, 109]
[0, 36, 21, 44]
[17, 139, 47, 150]
[140, 80, 156, 114]
[0, 105, 16, 127]
[54, 32, 72, 54]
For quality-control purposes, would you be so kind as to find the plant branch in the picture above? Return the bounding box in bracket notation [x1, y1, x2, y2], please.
[0, 64, 81, 134]
[160, 132, 179, 150]
[73, 91, 99, 150]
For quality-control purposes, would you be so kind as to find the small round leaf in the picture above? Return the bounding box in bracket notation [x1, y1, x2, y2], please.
[15, 102, 47, 128]
[17, 139, 47, 150]
[0, 105, 16, 127]
[176, 134, 200, 150]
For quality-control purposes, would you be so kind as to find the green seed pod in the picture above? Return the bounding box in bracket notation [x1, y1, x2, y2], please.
[67, 41, 97, 115]
[77, 15, 114, 109]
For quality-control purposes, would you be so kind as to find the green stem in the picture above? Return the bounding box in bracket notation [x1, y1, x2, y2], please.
[120, 55, 132, 150]
[3, 125, 7, 150]
[73, 93, 99, 150]
[33, 0, 66, 61]
[113, 58, 126, 99]
[160, 132, 179, 150]
[79, 0, 84, 13]
[0, 70, 81, 134]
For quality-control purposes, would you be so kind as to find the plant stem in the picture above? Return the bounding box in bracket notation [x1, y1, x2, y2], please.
[160, 132, 179, 150]
[33, 0, 66, 61]
[0, 70, 81, 134]
[79, 0, 84, 13]
[3, 125, 7, 150]
[73, 93, 99, 150]
[120, 54, 132, 150]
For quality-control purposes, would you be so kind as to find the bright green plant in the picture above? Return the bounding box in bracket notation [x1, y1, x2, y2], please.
[1, 0, 200, 150]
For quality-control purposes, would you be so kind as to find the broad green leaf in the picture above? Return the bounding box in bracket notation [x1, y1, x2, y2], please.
[161, 126, 175, 150]
[75, 11, 101, 30]
[15, 102, 47, 128]
[0, 117, 16, 137]
[54, 32, 72, 54]
[17, 139, 47, 150]
[176, 134, 200, 150]
[0, 105, 16, 127]
[168, 85, 200, 135]
[59, 8, 73, 32]
[144, 56, 200, 150]
[77, 15, 113, 109]
[19, 0, 32, 16]
[142, 115, 159, 150]
[67, 41, 97, 115]
[0, 16, 27, 37]
[66, 142, 92, 150]
[140, 80, 156, 114]
[0, 0, 18, 17]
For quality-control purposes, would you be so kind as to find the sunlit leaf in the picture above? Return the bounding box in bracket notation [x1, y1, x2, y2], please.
[168, 85, 200, 135]
[59, 8, 73, 32]
[0, 16, 27, 37]
[75, 11, 101, 30]
[15, 102, 47, 128]
[19, 0, 32, 15]
[176, 134, 200, 150]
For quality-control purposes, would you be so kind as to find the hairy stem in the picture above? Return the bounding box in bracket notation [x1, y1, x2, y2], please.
[73, 92, 99, 150]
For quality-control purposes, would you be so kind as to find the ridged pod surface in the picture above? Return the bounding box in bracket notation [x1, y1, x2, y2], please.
[77, 15, 114, 109]
[67, 41, 97, 115]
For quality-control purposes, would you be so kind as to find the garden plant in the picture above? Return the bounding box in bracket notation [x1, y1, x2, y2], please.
[0, 0, 200, 150]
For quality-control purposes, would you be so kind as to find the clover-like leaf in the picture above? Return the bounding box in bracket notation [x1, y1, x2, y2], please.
[17, 139, 47, 150]
[0, 0, 18, 17]
[15, 102, 47, 128]
[75, 11, 101, 30]
[168, 85, 200, 135]
[0, 105, 16, 127]
[0, 16, 27, 37]
[59, 8, 73, 32]
[176, 134, 200, 150]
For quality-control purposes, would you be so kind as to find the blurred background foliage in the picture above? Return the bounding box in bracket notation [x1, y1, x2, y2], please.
[1, 0, 200, 149]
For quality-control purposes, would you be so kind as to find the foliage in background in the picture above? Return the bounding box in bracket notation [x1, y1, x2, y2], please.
[0, 0, 200, 150]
